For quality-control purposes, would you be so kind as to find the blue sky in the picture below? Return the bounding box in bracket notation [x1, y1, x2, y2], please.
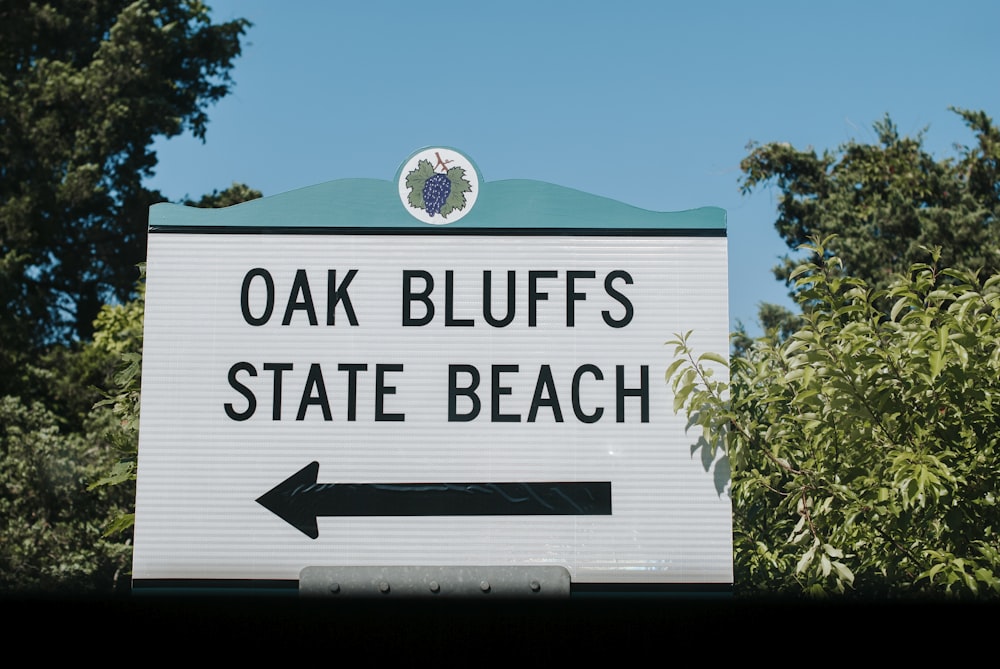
[148, 0, 1000, 336]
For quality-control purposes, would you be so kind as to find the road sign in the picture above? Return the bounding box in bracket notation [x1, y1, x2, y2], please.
[132, 148, 733, 593]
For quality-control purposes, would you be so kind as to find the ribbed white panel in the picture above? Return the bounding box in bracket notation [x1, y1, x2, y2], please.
[134, 234, 732, 584]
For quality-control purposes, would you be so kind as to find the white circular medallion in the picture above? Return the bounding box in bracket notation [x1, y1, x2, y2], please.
[397, 147, 479, 225]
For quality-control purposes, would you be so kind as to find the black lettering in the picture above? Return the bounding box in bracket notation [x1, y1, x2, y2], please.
[616, 365, 649, 422]
[445, 270, 474, 327]
[492, 364, 520, 422]
[297, 363, 332, 420]
[241, 268, 274, 326]
[338, 363, 367, 421]
[528, 271, 558, 327]
[527, 364, 563, 422]
[263, 362, 293, 420]
[375, 364, 405, 421]
[566, 270, 596, 327]
[225, 362, 257, 420]
[448, 364, 480, 421]
[327, 269, 359, 326]
[603, 270, 634, 328]
[282, 269, 317, 325]
[483, 270, 516, 327]
[572, 364, 604, 423]
[403, 270, 434, 326]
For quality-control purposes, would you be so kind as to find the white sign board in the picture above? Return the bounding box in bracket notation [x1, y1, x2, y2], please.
[133, 149, 733, 592]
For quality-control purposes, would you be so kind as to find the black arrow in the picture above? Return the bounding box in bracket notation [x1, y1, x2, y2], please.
[256, 461, 612, 539]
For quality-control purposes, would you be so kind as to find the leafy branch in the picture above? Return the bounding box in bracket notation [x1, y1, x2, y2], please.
[667, 236, 1000, 598]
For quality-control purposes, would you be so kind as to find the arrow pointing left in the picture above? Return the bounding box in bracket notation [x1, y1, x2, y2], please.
[256, 461, 613, 539]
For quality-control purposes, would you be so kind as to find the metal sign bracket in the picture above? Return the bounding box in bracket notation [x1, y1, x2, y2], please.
[299, 565, 571, 598]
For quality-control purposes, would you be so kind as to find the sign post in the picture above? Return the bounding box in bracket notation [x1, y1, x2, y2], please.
[132, 148, 733, 595]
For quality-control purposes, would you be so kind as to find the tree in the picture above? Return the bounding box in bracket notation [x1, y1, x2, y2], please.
[678, 111, 1000, 597]
[740, 108, 1000, 302]
[731, 302, 803, 359]
[668, 237, 1000, 598]
[0, 0, 250, 366]
[185, 182, 263, 209]
[1, 182, 263, 595]
[0, 394, 133, 594]
[0, 1, 256, 594]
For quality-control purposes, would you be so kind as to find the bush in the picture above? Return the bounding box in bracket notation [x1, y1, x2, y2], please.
[668, 237, 1000, 598]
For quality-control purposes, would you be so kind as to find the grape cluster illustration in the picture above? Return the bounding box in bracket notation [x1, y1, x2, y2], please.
[404, 151, 472, 220]
[422, 172, 452, 217]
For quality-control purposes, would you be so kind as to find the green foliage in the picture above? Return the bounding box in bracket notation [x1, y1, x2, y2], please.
[0, 396, 132, 594]
[184, 182, 262, 208]
[0, 2, 256, 594]
[405, 159, 434, 209]
[441, 166, 473, 218]
[0, 266, 143, 593]
[0, 0, 250, 356]
[740, 109, 1000, 300]
[731, 303, 804, 359]
[668, 237, 1000, 599]
[88, 267, 146, 523]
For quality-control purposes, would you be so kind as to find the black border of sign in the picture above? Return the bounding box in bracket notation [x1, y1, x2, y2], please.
[137, 224, 732, 597]
[129, 578, 734, 597]
[148, 225, 727, 236]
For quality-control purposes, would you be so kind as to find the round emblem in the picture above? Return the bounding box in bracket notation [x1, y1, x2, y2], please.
[398, 147, 479, 224]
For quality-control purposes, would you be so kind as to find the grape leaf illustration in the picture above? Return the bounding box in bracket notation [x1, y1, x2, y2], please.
[405, 159, 435, 209]
[439, 166, 473, 218]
